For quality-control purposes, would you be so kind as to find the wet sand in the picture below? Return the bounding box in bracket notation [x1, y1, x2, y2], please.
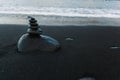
[0, 24, 120, 80]
[0, 15, 120, 26]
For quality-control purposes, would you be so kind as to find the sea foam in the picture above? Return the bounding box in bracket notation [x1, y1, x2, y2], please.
[0, 6, 120, 18]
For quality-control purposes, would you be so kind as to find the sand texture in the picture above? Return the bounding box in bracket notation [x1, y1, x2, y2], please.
[0, 25, 120, 80]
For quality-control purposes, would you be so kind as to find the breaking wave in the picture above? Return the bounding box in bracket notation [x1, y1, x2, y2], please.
[0, 6, 120, 18]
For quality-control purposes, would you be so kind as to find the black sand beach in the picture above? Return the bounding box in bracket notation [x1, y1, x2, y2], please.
[0, 0, 120, 79]
[0, 24, 120, 80]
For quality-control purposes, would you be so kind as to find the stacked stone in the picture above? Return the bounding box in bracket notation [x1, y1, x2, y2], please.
[27, 17, 42, 36]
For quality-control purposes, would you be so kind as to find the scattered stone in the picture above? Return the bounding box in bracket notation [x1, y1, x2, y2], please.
[110, 46, 120, 49]
[78, 77, 96, 80]
[65, 38, 74, 41]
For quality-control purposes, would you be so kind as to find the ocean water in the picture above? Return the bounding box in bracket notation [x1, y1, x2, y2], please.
[0, 0, 120, 26]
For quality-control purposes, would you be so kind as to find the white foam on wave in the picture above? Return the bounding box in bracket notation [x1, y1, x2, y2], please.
[0, 6, 120, 18]
[0, 6, 120, 26]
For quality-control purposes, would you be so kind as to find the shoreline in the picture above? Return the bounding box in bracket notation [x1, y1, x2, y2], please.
[0, 16, 120, 26]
